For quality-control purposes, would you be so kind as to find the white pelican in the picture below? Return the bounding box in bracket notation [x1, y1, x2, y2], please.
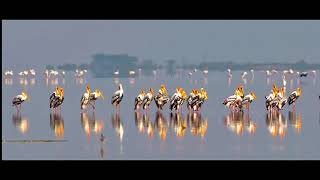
[142, 88, 155, 110]
[154, 85, 169, 110]
[80, 85, 91, 110]
[129, 70, 135, 75]
[12, 91, 29, 111]
[289, 69, 294, 74]
[50, 86, 64, 111]
[114, 70, 119, 75]
[18, 71, 25, 76]
[134, 89, 146, 110]
[288, 88, 302, 109]
[111, 83, 124, 108]
[203, 70, 209, 74]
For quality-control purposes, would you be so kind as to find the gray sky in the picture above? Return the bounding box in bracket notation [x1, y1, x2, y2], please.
[2, 20, 320, 68]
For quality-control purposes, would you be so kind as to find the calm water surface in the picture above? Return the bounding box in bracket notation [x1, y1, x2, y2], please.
[2, 70, 320, 159]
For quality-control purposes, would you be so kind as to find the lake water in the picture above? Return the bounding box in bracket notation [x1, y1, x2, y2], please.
[2, 70, 320, 160]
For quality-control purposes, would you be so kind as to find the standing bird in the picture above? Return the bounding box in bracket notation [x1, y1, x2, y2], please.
[89, 89, 105, 109]
[241, 72, 248, 79]
[142, 88, 155, 110]
[192, 88, 208, 111]
[170, 88, 187, 111]
[134, 89, 146, 110]
[154, 85, 169, 110]
[227, 68, 232, 78]
[12, 91, 30, 111]
[288, 88, 302, 110]
[240, 92, 257, 111]
[29, 69, 36, 76]
[187, 89, 200, 111]
[50, 86, 64, 111]
[265, 84, 279, 111]
[80, 85, 91, 110]
[111, 84, 124, 109]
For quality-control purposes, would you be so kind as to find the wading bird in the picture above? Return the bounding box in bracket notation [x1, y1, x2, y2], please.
[288, 87, 302, 111]
[154, 85, 169, 110]
[50, 86, 64, 112]
[12, 91, 29, 111]
[111, 84, 124, 109]
[142, 88, 155, 110]
[134, 89, 146, 110]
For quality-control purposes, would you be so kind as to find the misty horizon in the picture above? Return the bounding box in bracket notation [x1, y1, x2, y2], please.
[3, 20, 320, 69]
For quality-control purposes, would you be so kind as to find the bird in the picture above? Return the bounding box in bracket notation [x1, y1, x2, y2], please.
[134, 89, 146, 110]
[276, 86, 287, 110]
[265, 84, 279, 111]
[241, 72, 248, 79]
[192, 88, 208, 111]
[154, 85, 169, 110]
[282, 75, 287, 87]
[114, 70, 119, 76]
[111, 83, 124, 109]
[4, 70, 13, 76]
[170, 88, 187, 111]
[227, 68, 232, 78]
[289, 69, 294, 74]
[142, 88, 155, 110]
[89, 89, 105, 109]
[271, 69, 278, 74]
[288, 87, 302, 110]
[129, 71, 135, 75]
[23, 70, 29, 76]
[29, 69, 36, 76]
[187, 89, 200, 111]
[12, 91, 29, 111]
[223, 86, 244, 111]
[300, 72, 308, 77]
[18, 71, 25, 76]
[80, 85, 91, 110]
[50, 86, 64, 111]
[240, 91, 257, 111]
[203, 70, 209, 74]
[266, 70, 272, 76]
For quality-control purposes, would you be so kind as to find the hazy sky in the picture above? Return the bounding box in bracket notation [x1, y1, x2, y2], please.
[2, 20, 320, 68]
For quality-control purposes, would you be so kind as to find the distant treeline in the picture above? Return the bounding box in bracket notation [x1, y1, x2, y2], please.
[47, 54, 320, 77]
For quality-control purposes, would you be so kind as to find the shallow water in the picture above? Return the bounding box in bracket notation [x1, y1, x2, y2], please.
[2, 70, 320, 160]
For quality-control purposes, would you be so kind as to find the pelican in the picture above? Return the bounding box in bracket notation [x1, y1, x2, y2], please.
[80, 85, 91, 110]
[18, 71, 25, 76]
[142, 88, 154, 110]
[276, 86, 287, 110]
[203, 70, 209, 74]
[111, 84, 124, 109]
[12, 91, 29, 111]
[50, 86, 64, 111]
[154, 85, 169, 110]
[300, 72, 308, 77]
[240, 91, 257, 111]
[23, 70, 29, 76]
[288, 87, 302, 110]
[134, 89, 146, 110]
[289, 69, 294, 74]
[114, 70, 119, 75]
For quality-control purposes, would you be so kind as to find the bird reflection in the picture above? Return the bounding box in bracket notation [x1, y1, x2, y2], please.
[288, 111, 302, 134]
[135, 111, 146, 134]
[228, 77, 232, 87]
[50, 112, 65, 139]
[111, 112, 124, 143]
[224, 111, 257, 136]
[99, 133, 107, 159]
[187, 112, 208, 138]
[129, 77, 135, 86]
[30, 78, 36, 86]
[170, 112, 187, 139]
[134, 111, 154, 139]
[266, 111, 287, 139]
[12, 112, 29, 134]
[80, 111, 104, 141]
[155, 111, 168, 141]
[4, 78, 13, 85]
[76, 77, 84, 85]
